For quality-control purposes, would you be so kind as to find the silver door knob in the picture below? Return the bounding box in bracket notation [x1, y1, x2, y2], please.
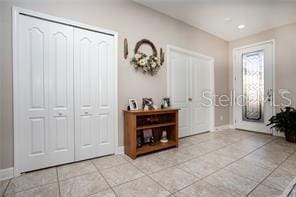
[266, 89, 273, 102]
[188, 98, 192, 102]
[84, 111, 89, 115]
[58, 112, 63, 116]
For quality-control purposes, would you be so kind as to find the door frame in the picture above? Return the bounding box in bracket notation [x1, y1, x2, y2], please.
[166, 45, 215, 133]
[232, 40, 276, 134]
[12, 7, 119, 176]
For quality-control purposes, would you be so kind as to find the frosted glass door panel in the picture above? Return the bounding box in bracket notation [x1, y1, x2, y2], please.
[242, 51, 264, 122]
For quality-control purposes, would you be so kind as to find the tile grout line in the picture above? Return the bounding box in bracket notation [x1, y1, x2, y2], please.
[154, 131, 260, 166]
[139, 133, 258, 195]
[246, 149, 296, 196]
[3, 169, 59, 196]
[3, 130, 286, 197]
[202, 136, 281, 196]
[56, 161, 99, 182]
[90, 160, 119, 197]
[169, 135, 279, 195]
[90, 156, 147, 189]
[121, 131, 273, 195]
[2, 179, 11, 197]
[119, 155, 173, 195]
[56, 168, 62, 197]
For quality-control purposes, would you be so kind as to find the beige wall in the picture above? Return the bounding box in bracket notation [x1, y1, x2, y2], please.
[0, 0, 229, 169]
[228, 23, 296, 124]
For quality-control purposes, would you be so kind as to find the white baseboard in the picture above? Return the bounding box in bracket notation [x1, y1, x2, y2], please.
[0, 167, 14, 181]
[116, 146, 124, 155]
[214, 124, 233, 131]
[229, 124, 235, 129]
[272, 131, 285, 137]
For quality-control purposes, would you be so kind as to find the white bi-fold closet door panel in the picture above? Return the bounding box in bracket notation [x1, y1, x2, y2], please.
[17, 15, 75, 171]
[74, 28, 115, 161]
[15, 13, 115, 173]
[168, 47, 214, 138]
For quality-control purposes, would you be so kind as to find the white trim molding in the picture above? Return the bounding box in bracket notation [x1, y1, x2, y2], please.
[0, 168, 14, 181]
[214, 124, 233, 132]
[116, 146, 125, 155]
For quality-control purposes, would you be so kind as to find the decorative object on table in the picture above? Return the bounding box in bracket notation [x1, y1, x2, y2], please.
[160, 130, 168, 143]
[130, 39, 162, 75]
[147, 117, 160, 123]
[128, 99, 138, 111]
[160, 48, 165, 65]
[142, 129, 154, 145]
[137, 134, 143, 148]
[153, 104, 158, 110]
[124, 38, 129, 59]
[267, 106, 296, 143]
[162, 97, 170, 108]
[143, 98, 154, 110]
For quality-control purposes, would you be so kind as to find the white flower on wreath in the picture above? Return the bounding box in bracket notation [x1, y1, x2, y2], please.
[135, 53, 142, 60]
[139, 59, 146, 66]
[151, 62, 157, 68]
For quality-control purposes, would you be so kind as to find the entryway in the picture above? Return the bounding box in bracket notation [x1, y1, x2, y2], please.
[233, 40, 275, 134]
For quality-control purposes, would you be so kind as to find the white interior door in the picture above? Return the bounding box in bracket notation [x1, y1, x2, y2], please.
[17, 14, 74, 172]
[16, 13, 116, 173]
[48, 22, 75, 165]
[169, 51, 191, 137]
[168, 47, 214, 138]
[74, 28, 115, 161]
[234, 41, 274, 133]
[191, 57, 211, 134]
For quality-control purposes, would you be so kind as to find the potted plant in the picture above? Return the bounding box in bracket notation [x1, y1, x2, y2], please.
[267, 107, 296, 143]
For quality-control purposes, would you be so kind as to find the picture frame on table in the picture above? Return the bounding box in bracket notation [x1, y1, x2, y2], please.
[162, 97, 170, 108]
[142, 98, 154, 110]
[128, 99, 138, 111]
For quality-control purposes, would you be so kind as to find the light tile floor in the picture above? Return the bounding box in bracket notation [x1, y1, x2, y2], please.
[2, 129, 296, 197]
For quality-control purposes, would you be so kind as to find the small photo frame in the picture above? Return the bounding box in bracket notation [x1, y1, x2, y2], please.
[162, 97, 170, 108]
[142, 129, 154, 145]
[128, 99, 138, 111]
[143, 98, 154, 110]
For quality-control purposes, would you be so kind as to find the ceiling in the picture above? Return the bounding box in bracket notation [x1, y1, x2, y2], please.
[134, 0, 296, 41]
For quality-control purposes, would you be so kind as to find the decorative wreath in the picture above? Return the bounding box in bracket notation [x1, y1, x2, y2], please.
[130, 39, 162, 75]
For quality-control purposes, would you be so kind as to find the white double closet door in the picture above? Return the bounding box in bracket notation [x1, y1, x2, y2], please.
[16, 14, 115, 173]
[168, 48, 214, 138]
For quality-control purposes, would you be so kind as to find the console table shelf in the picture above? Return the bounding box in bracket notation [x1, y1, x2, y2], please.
[124, 108, 179, 159]
[136, 122, 176, 130]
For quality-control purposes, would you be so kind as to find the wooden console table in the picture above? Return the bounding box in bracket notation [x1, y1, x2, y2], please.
[124, 108, 179, 159]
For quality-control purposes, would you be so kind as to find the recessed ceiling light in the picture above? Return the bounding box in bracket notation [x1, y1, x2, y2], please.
[224, 17, 231, 22]
[238, 24, 245, 29]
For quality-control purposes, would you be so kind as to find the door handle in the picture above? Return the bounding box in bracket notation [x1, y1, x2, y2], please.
[57, 112, 64, 116]
[188, 98, 192, 102]
[266, 89, 273, 102]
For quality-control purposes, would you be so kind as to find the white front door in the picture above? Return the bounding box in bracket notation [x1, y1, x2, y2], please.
[18, 15, 75, 172]
[168, 47, 214, 138]
[74, 28, 115, 161]
[233, 41, 274, 133]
